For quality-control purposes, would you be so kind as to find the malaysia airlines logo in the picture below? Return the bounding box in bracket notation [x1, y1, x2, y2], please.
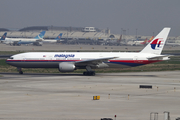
[54, 54, 75, 58]
[151, 38, 164, 50]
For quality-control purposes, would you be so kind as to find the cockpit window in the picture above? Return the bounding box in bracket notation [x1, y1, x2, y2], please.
[9, 57, 14, 59]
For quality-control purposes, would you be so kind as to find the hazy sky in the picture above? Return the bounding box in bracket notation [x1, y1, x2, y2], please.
[0, 0, 180, 36]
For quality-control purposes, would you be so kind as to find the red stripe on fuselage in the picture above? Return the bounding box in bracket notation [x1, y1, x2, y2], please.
[109, 60, 162, 64]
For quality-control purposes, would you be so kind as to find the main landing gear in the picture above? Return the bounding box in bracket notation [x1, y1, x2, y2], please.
[17, 67, 23, 74]
[83, 66, 96, 76]
[83, 71, 95, 76]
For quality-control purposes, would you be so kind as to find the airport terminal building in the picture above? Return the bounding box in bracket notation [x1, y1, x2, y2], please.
[0, 26, 178, 45]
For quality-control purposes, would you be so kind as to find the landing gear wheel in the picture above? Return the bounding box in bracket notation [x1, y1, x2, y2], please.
[83, 71, 95, 76]
[83, 72, 87, 75]
[91, 71, 95, 76]
[17, 67, 23, 74]
[19, 71, 23, 74]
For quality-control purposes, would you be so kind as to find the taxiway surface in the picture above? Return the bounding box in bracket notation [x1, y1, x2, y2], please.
[0, 71, 180, 120]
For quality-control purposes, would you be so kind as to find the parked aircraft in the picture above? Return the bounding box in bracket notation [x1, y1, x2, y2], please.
[139, 38, 149, 45]
[105, 35, 123, 46]
[43, 33, 63, 43]
[2, 31, 46, 46]
[6, 28, 171, 76]
[131, 36, 154, 46]
[147, 36, 154, 43]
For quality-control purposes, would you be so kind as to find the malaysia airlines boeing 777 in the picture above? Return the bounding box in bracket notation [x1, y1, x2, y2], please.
[6, 28, 171, 76]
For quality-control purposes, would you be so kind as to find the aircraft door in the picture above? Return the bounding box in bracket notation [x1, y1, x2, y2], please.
[22, 56, 26, 62]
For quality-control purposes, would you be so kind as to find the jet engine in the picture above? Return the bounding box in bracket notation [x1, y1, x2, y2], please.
[58, 62, 75, 72]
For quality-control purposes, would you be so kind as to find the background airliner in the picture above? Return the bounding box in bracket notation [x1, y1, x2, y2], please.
[6, 28, 171, 76]
[141, 36, 154, 45]
[130, 36, 154, 46]
[2, 31, 46, 46]
[43, 33, 63, 43]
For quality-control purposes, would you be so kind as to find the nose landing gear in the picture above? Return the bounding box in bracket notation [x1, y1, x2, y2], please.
[17, 67, 23, 74]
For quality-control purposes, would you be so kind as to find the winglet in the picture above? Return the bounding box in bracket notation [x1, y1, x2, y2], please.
[140, 28, 171, 55]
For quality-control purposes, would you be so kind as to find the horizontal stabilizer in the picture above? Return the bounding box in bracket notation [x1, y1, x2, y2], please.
[147, 55, 172, 60]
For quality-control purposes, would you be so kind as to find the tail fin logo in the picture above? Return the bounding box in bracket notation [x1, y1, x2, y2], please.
[151, 38, 163, 50]
[2, 35, 5, 39]
[55, 33, 62, 40]
[1, 33, 7, 40]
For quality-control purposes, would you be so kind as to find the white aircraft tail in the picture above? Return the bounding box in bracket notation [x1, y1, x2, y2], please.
[140, 27, 171, 55]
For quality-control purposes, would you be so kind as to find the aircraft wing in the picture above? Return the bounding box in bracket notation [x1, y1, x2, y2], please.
[75, 57, 117, 66]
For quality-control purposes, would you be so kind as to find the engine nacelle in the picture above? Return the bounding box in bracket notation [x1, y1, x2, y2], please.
[58, 62, 75, 72]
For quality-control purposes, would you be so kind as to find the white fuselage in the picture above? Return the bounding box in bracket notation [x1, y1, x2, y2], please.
[3, 38, 42, 45]
[6, 52, 162, 69]
[42, 39, 57, 43]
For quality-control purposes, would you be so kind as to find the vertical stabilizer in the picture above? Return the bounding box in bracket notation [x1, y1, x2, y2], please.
[140, 28, 171, 55]
[0, 32, 7, 40]
[55, 33, 63, 40]
[34, 31, 46, 39]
